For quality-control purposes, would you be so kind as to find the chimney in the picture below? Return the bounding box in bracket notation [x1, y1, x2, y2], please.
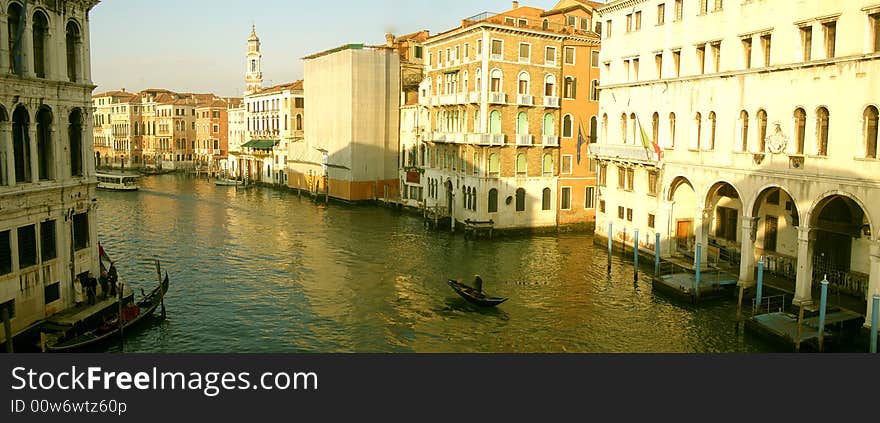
[121, 88, 126, 93]
[513, 1, 519, 9]
[385, 33, 395, 47]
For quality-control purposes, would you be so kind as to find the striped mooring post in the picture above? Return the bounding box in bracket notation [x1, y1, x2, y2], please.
[633, 229, 639, 282]
[818, 276, 829, 352]
[607, 222, 613, 273]
[654, 233, 661, 277]
[694, 243, 702, 301]
[871, 294, 879, 353]
[756, 257, 765, 309]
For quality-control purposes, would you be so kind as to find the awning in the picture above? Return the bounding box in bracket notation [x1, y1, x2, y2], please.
[241, 140, 277, 149]
[443, 69, 460, 74]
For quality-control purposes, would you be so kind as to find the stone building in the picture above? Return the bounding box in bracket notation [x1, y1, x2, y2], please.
[195, 99, 229, 172]
[0, 0, 101, 348]
[419, 0, 601, 230]
[393, 30, 431, 209]
[592, 0, 880, 325]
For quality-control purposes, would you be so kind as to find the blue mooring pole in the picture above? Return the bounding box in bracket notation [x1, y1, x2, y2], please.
[634, 229, 639, 282]
[756, 257, 765, 309]
[818, 276, 829, 352]
[622, 228, 627, 258]
[694, 244, 702, 301]
[870, 294, 879, 353]
[654, 233, 661, 277]
[607, 223, 613, 273]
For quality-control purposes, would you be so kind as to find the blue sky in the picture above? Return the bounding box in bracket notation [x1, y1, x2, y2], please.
[90, 0, 570, 97]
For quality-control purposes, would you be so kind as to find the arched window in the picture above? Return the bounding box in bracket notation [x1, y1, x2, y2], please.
[542, 153, 553, 175]
[0, 106, 7, 185]
[544, 74, 556, 97]
[708, 111, 716, 150]
[602, 113, 609, 143]
[488, 153, 500, 176]
[33, 12, 50, 78]
[66, 21, 82, 82]
[7, 3, 23, 76]
[630, 113, 637, 144]
[490, 69, 502, 92]
[463, 186, 468, 208]
[564, 77, 576, 99]
[694, 112, 702, 150]
[516, 112, 528, 134]
[757, 109, 768, 152]
[542, 19, 549, 30]
[590, 116, 598, 143]
[480, 188, 496, 214]
[794, 108, 806, 154]
[12, 106, 31, 183]
[542, 188, 552, 210]
[296, 114, 303, 131]
[816, 107, 829, 156]
[620, 113, 628, 143]
[668, 112, 676, 148]
[475, 68, 482, 91]
[516, 188, 526, 211]
[517, 71, 530, 95]
[866, 106, 879, 158]
[462, 70, 469, 93]
[516, 153, 527, 176]
[739, 110, 749, 152]
[563, 114, 573, 138]
[489, 110, 502, 134]
[543, 113, 554, 136]
[651, 112, 659, 144]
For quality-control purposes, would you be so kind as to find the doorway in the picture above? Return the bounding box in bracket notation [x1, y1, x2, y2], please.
[676, 220, 692, 251]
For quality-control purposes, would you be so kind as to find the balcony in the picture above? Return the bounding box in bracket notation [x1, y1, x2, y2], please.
[429, 132, 447, 143]
[489, 134, 506, 146]
[542, 96, 560, 108]
[442, 132, 466, 144]
[439, 94, 457, 105]
[490, 53, 503, 61]
[542, 135, 559, 147]
[489, 92, 507, 104]
[456, 93, 468, 104]
[588, 143, 657, 163]
[516, 94, 534, 106]
[468, 133, 489, 145]
[468, 91, 481, 103]
[516, 134, 534, 146]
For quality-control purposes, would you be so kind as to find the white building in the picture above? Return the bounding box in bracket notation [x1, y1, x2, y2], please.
[592, 0, 880, 326]
[226, 101, 246, 177]
[0, 0, 102, 349]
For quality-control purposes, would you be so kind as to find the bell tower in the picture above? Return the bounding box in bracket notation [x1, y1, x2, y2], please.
[245, 24, 263, 95]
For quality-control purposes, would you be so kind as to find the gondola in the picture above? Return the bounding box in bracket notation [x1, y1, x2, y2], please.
[447, 279, 508, 307]
[46, 274, 170, 352]
[214, 178, 244, 186]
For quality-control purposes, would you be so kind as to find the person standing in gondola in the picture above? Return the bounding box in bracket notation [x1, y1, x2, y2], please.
[99, 269, 109, 300]
[473, 275, 483, 294]
[108, 264, 118, 298]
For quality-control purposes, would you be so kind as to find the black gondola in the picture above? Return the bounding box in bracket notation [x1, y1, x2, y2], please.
[447, 279, 508, 307]
[46, 274, 170, 352]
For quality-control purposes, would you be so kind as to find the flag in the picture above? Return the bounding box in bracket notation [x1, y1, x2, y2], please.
[576, 123, 585, 164]
[638, 115, 662, 161]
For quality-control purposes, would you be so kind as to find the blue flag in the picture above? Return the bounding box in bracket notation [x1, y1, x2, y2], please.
[577, 124, 585, 164]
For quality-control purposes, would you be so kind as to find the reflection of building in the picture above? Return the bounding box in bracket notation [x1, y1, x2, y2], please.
[593, 0, 880, 325]
[420, 0, 601, 230]
[0, 0, 101, 349]
[288, 43, 400, 201]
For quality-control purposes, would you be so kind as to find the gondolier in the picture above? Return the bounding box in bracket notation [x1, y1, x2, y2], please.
[473, 275, 483, 294]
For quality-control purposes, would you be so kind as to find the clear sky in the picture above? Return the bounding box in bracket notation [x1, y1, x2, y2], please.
[90, 0, 572, 97]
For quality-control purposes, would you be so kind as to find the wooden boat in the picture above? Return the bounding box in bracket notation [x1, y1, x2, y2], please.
[447, 279, 508, 307]
[215, 178, 244, 186]
[46, 274, 170, 352]
[96, 172, 140, 191]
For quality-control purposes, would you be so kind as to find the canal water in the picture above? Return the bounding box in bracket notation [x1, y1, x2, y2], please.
[96, 174, 776, 353]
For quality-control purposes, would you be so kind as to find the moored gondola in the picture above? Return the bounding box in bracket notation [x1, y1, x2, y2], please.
[447, 279, 508, 307]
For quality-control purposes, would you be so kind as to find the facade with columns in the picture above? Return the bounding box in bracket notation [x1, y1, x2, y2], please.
[0, 0, 101, 347]
[593, 0, 880, 326]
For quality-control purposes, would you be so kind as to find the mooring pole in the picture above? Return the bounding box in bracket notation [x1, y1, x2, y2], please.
[756, 257, 764, 309]
[1, 305, 12, 353]
[870, 294, 879, 353]
[633, 229, 639, 282]
[622, 228, 627, 259]
[654, 232, 661, 277]
[818, 276, 829, 352]
[694, 243, 702, 302]
[796, 304, 805, 352]
[607, 223, 613, 273]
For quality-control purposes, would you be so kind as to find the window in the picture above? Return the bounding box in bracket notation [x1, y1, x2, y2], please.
[567, 16, 577, 27]
[542, 154, 553, 176]
[542, 188, 552, 211]
[544, 75, 556, 97]
[710, 42, 721, 73]
[674, 0, 683, 20]
[606, 20, 612, 38]
[590, 80, 599, 102]
[866, 106, 879, 158]
[488, 189, 498, 212]
[542, 19, 549, 30]
[414, 45, 423, 59]
[658, 4, 666, 26]
[708, 111, 716, 150]
[564, 77, 576, 99]
[794, 108, 806, 154]
[0, 231, 10, 275]
[742, 37, 753, 69]
[716, 207, 738, 242]
[598, 164, 607, 186]
[599, 200, 606, 213]
[476, 39, 482, 55]
[519, 43, 531, 62]
[585, 187, 595, 209]
[626, 208, 633, 222]
[33, 12, 49, 78]
[632, 58, 639, 80]
[652, 112, 660, 145]
[760, 34, 771, 67]
[490, 69, 502, 92]
[648, 214, 656, 229]
[516, 188, 526, 212]
[800, 26, 813, 61]
[618, 206, 625, 219]
[559, 187, 571, 210]
[73, 213, 89, 251]
[44, 282, 60, 304]
[740, 110, 750, 151]
[518, 19, 528, 27]
[635, 11, 642, 31]
[672, 50, 681, 77]
[714, 0, 724, 11]
[816, 107, 829, 156]
[823, 21, 836, 58]
[18, 225, 37, 269]
[41, 220, 56, 261]
[696, 45, 706, 75]
[591, 50, 600, 67]
[626, 168, 635, 192]
[655, 53, 663, 79]
[564, 47, 576, 65]
[12, 106, 31, 183]
[872, 12, 880, 53]
[580, 17, 589, 31]
[545, 47, 556, 64]
[757, 109, 768, 152]
[626, 13, 633, 32]
[562, 115, 573, 138]
[617, 167, 626, 189]
[699, 0, 709, 14]
[694, 112, 703, 150]
[491, 39, 503, 58]
[516, 154, 527, 176]
[562, 155, 573, 174]
[488, 153, 500, 176]
[66, 22, 81, 82]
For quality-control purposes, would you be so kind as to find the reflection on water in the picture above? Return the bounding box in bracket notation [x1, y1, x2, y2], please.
[96, 174, 775, 353]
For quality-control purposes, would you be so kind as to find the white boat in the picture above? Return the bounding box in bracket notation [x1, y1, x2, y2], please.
[215, 178, 244, 186]
[96, 173, 140, 191]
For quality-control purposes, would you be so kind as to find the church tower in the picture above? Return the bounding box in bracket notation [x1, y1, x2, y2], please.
[245, 24, 263, 95]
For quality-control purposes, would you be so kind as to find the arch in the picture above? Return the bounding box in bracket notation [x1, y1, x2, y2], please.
[544, 74, 556, 97]
[66, 20, 82, 82]
[517, 71, 530, 95]
[542, 187, 552, 210]
[516, 112, 528, 134]
[7, 2, 24, 76]
[542, 19, 549, 30]
[815, 106, 829, 156]
[562, 114, 573, 138]
[515, 188, 526, 211]
[32, 10, 50, 78]
[36, 105, 54, 181]
[747, 184, 801, 225]
[602, 113, 608, 143]
[462, 70, 469, 92]
[295, 114, 303, 131]
[693, 112, 702, 150]
[590, 115, 598, 143]
[542, 153, 553, 175]
[488, 188, 498, 212]
[488, 153, 500, 175]
[543, 113, 554, 136]
[704, 181, 745, 244]
[489, 110, 502, 134]
[620, 113, 628, 143]
[793, 107, 806, 154]
[651, 112, 659, 144]
[807, 190, 874, 238]
[739, 110, 749, 152]
[668, 112, 676, 148]
[563, 76, 575, 98]
[667, 175, 695, 202]
[864, 105, 879, 158]
[515, 153, 527, 175]
[756, 109, 768, 152]
[12, 105, 31, 183]
[708, 111, 716, 150]
[703, 180, 744, 209]
[490, 68, 503, 92]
